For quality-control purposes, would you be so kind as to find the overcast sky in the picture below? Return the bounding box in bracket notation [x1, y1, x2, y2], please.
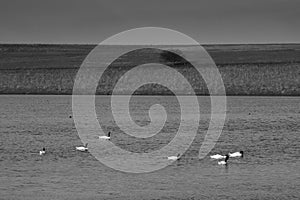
[0, 0, 299, 44]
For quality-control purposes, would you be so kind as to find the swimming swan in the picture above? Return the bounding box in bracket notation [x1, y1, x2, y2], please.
[210, 154, 226, 159]
[218, 155, 229, 165]
[229, 151, 244, 158]
[167, 154, 180, 161]
[76, 143, 88, 151]
[99, 132, 111, 140]
[39, 148, 46, 155]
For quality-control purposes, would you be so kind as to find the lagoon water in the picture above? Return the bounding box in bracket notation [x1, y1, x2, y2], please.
[0, 95, 299, 199]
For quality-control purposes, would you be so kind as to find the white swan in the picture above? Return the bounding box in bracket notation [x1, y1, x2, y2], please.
[99, 132, 111, 140]
[229, 151, 244, 158]
[210, 154, 226, 159]
[76, 143, 88, 151]
[218, 155, 229, 165]
[167, 154, 180, 161]
[39, 148, 46, 155]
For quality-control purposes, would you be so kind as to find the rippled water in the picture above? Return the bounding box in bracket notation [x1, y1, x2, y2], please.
[0, 95, 299, 199]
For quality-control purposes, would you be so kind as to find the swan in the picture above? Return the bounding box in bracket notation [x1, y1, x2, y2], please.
[39, 148, 46, 155]
[218, 155, 229, 165]
[76, 143, 88, 151]
[167, 153, 180, 161]
[229, 151, 244, 158]
[210, 154, 226, 159]
[99, 132, 111, 140]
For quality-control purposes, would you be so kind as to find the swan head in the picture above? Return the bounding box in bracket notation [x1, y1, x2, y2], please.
[225, 154, 229, 162]
[42, 147, 45, 151]
[240, 151, 244, 157]
[108, 132, 111, 137]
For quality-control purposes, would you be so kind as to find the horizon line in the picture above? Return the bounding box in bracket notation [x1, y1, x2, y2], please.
[0, 42, 300, 46]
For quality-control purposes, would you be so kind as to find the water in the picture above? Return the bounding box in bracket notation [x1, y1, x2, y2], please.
[0, 95, 299, 199]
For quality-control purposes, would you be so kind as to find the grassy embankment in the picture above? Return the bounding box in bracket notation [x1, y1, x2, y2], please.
[0, 44, 299, 95]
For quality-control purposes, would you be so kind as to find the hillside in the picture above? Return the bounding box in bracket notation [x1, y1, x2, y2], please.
[0, 44, 299, 95]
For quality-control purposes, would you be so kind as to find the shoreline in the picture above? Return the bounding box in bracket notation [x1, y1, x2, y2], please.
[0, 43, 299, 96]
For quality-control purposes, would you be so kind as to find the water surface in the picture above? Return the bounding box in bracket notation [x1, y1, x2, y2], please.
[0, 95, 299, 199]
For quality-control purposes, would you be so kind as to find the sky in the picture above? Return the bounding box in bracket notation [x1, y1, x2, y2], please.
[0, 0, 299, 44]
